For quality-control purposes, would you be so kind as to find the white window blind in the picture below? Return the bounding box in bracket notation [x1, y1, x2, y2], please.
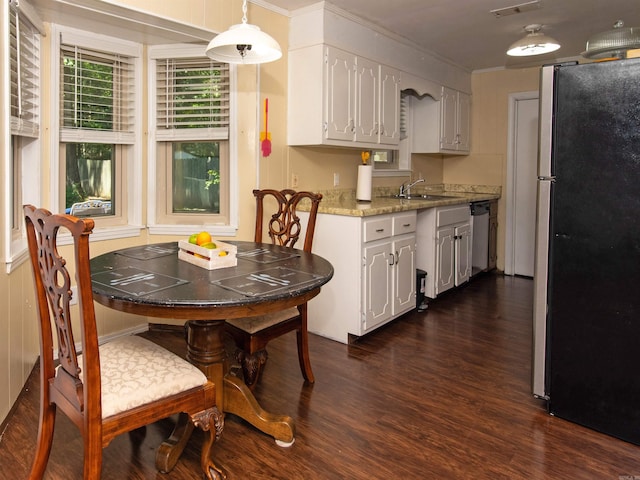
[155, 58, 229, 141]
[60, 44, 135, 144]
[9, 0, 40, 138]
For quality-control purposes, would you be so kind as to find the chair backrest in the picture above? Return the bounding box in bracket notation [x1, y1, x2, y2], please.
[24, 204, 101, 419]
[253, 189, 322, 253]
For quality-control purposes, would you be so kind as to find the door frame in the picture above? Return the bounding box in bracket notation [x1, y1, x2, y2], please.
[505, 91, 538, 275]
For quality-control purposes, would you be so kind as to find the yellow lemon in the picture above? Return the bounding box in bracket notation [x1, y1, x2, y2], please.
[218, 250, 228, 257]
[201, 242, 217, 249]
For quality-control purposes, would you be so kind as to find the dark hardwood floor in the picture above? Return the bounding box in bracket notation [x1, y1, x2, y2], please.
[2, 273, 640, 479]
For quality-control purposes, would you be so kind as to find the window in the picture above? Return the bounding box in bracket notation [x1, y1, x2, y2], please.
[148, 45, 237, 236]
[59, 43, 134, 221]
[51, 26, 142, 238]
[5, 0, 41, 270]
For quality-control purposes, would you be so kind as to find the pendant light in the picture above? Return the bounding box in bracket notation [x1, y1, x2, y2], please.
[507, 24, 560, 57]
[206, 0, 282, 64]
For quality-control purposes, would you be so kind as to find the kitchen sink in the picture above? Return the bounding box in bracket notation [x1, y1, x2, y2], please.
[385, 194, 453, 200]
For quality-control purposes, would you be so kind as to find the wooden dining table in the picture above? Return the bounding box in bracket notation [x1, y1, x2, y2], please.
[90, 241, 333, 466]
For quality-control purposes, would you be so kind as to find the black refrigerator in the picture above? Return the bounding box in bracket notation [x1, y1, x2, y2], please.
[532, 58, 640, 444]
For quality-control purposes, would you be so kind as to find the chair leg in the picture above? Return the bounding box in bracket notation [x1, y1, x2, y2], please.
[83, 423, 104, 479]
[28, 402, 56, 480]
[296, 307, 315, 383]
[235, 348, 268, 389]
[193, 406, 225, 480]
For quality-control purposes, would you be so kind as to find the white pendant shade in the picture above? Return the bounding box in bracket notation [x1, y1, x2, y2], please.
[507, 24, 560, 57]
[206, 23, 282, 64]
[205, 0, 282, 65]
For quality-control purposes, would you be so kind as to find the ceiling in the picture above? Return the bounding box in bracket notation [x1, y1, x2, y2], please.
[262, 0, 640, 71]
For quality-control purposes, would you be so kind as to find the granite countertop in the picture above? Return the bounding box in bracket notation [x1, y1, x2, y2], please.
[309, 184, 501, 217]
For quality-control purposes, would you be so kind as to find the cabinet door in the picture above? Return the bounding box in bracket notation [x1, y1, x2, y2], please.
[363, 242, 392, 331]
[379, 65, 401, 145]
[435, 226, 455, 295]
[326, 47, 355, 141]
[456, 92, 471, 152]
[455, 223, 471, 286]
[440, 87, 458, 150]
[392, 235, 415, 314]
[355, 57, 378, 143]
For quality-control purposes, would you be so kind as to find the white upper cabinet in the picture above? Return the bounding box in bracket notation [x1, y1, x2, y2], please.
[409, 86, 471, 155]
[287, 3, 471, 151]
[379, 65, 402, 145]
[325, 47, 356, 141]
[442, 87, 470, 152]
[288, 45, 401, 148]
[354, 55, 378, 143]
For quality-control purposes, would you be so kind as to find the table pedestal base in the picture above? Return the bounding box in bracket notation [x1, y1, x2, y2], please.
[223, 374, 295, 445]
[186, 319, 295, 444]
[155, 319, 296, 473]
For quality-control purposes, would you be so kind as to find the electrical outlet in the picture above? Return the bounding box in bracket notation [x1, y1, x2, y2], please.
[70, 285, 78, 305]
[291, 173, 299, 188]
[333, 172, 340, 186]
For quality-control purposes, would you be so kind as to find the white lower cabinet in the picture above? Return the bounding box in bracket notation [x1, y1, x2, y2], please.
[303, 211, 416, 344]
[363, 233, 415, 332]
[417, 205, 471, 298]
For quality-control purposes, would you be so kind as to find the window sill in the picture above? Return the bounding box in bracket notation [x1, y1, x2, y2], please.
[148, 224, 238, 237]
[5, 247, 29, 274]
[56, 224, 145, 246]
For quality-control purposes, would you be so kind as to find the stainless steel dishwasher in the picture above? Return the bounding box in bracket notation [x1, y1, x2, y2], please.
[470, 201, 490, 277]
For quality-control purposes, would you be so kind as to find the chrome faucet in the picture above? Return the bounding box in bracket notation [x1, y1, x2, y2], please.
[399, 178, 425, 197]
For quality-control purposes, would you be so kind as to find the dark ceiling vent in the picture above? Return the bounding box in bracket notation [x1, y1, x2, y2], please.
[490, 0, 540, 19]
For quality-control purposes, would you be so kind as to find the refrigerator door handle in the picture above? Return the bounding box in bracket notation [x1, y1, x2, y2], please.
[538, 175, 556, 182]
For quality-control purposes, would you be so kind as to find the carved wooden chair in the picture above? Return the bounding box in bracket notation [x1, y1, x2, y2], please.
[225, 189, 322, 389]
[23, 205, 225, 480]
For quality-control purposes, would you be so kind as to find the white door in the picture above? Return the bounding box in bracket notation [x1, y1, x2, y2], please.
[355, 57, 378, 143]
[440, 87, 457, 150]
[456, 92, 471, 152]
[326, 47, 355, 141]
[506, 93, 539, 277]
[363, 242, 392, 330]
[392, 236, 415, 314]
[379, 65, 401, 144]
[455, 223, 471, 285]
[435, 226, 455, 295]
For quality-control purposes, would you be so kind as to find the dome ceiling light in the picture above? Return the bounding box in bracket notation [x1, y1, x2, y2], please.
[582, 20, 640, 59]
[206, 0, 282, 65]
[507, 24, 561, 57]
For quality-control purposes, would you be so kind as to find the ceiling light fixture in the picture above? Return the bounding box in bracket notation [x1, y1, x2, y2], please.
[582, 20, 640, 59]
[205, 0, 282, 65]
[507, 24, 560, 57]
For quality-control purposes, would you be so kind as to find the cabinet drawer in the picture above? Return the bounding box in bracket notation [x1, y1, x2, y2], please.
[363, 216, 393, 242]
[436, 205, 470, 226]
[392, 212, 417, 235]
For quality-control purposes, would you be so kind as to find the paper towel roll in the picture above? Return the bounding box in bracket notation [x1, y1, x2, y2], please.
[356, 164, 373, 202]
